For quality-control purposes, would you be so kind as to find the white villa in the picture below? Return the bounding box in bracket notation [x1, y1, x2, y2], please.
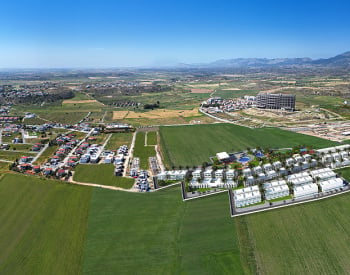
[234, 185, 261, 208]
[294, 183, 319, 199]
[319, 178, 343, 192]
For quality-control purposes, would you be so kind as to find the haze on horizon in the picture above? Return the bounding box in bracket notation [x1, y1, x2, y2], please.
[1, 0, 350, 68]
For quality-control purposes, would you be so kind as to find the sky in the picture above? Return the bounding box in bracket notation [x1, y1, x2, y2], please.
[0, 0, 350, 68]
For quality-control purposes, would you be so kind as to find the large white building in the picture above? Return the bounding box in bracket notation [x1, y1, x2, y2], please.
[294, 183, 319, 199]
[319, 178, 343, 192]
[234, 185, 262, 208]
[265, 184, 290, 200]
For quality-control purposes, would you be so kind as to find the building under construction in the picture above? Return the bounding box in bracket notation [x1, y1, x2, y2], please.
[256, 93, 295, 111]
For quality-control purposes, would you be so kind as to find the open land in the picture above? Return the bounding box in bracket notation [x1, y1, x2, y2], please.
[160, 123, 338, 168]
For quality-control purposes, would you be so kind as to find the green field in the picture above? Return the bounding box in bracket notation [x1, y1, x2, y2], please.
[82, 187, 243, 274]
[3, 170, 350, 274]
[33, 145, 58, 165]
[73, 164, 134, 189]
[104, 132, 133, 150]
[241, 192, 350, 274]
[147, 131, 157, 145]
[134, 132, 156, 169]
[0, 151, 36, 161]
[160, 124, 338, 167]
[0, 174, 91, 274]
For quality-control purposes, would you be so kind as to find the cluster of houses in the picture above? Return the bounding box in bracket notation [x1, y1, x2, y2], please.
[201, 96, 257, 114]
[317, 145, 350, 168]
[113, 145, 128, 176]
[136, 170, 150, 191]
[79, 144, 103, 164]
[233, 167, 345, 208]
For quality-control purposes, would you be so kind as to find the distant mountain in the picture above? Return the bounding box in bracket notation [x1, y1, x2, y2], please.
[312, 51, 350, 67]
[207, 57, 312, 67]
[179, 51, 350, 68]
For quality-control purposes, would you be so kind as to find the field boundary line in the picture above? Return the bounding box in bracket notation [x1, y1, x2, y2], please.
[183, 190, 228, 201]
[231, 188, 350, 217]
[153, 182, 181, 191]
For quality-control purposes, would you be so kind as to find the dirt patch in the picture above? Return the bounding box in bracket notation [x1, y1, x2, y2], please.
[62, 99, 100, 104]
[114, 109, 200, 119]
[191, 88, 213, 93]
[112, 111, 129, 119]
[220, 88, 242, 91]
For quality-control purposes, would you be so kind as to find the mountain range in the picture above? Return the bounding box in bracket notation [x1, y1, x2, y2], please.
[180, 51, 350, 68]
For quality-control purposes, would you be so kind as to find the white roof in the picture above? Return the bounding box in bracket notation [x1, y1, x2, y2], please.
[216, 152, 230, 160]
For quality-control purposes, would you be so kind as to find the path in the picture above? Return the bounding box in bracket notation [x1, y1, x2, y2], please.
[68, 172, 139, 192]
[30, 143, 49, 164]
[0, 159, 12, 163]
[123, 131, 137, 177]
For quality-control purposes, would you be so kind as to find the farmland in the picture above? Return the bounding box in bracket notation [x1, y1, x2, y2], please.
[104, 132, 133, 150]
[82, 187, 243, 274]
[241, 191, 350, 274]
[159, 123, 338, 167]
[73, 164, 134, 189]
[147, 131, 157, 145]
[0, 174, 91, 275]
[133, 132, 156, 169]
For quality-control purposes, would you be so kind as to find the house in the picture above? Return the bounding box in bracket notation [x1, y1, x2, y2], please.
[192, 169, 202, 180]
[263, 163, 273, 172]
[294, 183, 319, 199]
[253, 166, 263, 175]
[286, 158, 295, 166]
[214, 169, 224, 179]
[273, 161, 282, 170]
[265, 184, 290, 200]
[203, 169, 213, 179]
[243, 168, 252, 177]
[234, 185, 261, 208]
[266, 170, 277, 180]
[225, 169, 235, 180]
[319, 178, 343, 192]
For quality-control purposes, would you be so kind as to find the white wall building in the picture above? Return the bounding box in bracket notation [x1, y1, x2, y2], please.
[234, 185, 261, 208]
[294, 183, 319, 199]
[319, 178, 343, 192]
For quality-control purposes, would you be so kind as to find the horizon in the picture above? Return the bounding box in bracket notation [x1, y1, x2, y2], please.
[1, 0, 350, 68]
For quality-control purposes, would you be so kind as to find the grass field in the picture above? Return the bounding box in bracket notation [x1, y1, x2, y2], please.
[0, 151, 36, 161]
[160, 124, 338, 167]
[82, 187, 244, 274]
[73, 164, 134, 189]
[104, 132, 133, 150]
[134, 132, 156, 169]
[0, 174, 91, 274]
[3, 170, 350, 274]
[147, 131, 157, 145]
[242, 192, 350, 274]
[33, 145, 58, 165]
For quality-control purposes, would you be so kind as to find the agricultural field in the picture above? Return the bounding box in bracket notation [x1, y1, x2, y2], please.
[104, 132, 133, 151]
[0, 151, 36, 162]
[146, 131, 157, 145]
[33, 145, 58, 165]
[133, 132, 156, 169]
[73, 164, 134, 189]
[0, 161, 10, 172]
[0, 174, 91, 275]
[241, 191, 350, 274]
[159, 123, 338, 168]
[82, 187, 243, 274]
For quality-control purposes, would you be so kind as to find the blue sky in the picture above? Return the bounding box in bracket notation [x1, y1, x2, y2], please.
[0, 0, 350, 68]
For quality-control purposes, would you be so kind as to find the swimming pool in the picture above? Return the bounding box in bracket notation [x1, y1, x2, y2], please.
[238, 156, 251, 163]
[255, 152, 264, 158]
